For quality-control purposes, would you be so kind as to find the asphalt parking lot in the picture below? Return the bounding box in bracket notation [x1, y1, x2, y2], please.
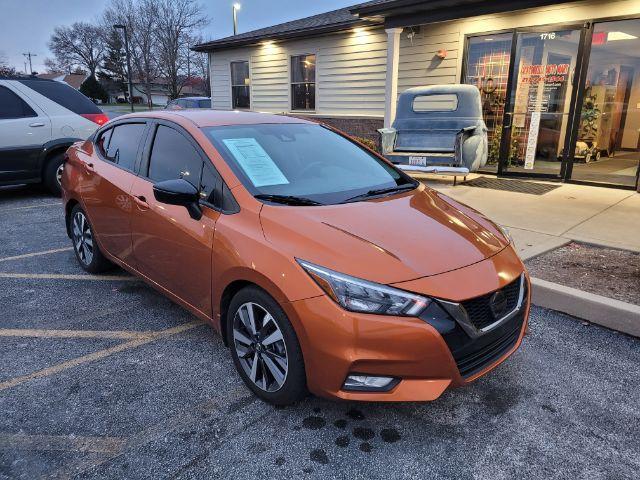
[1, 185, 639, 480]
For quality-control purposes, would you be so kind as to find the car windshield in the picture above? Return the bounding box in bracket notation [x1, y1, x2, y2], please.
[202, 123, 415, 205]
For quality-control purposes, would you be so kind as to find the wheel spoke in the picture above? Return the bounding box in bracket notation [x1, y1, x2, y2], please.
[261, 329, 283, 346]
[233, 329, 252, 346]
[239, 305, 256, 335]
[246, 304, 257, 334]
[249, 352, 258, 382]
[262, 355, 285, 386]
[266, 351, 287, 371]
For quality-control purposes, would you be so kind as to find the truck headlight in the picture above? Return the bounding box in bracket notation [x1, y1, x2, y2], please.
[297, 259, 430, 316]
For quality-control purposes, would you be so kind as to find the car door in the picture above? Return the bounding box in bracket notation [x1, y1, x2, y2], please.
[0, 83, 52, 183]
[129, 121, 221, 316]
[79, 121, 148, 264]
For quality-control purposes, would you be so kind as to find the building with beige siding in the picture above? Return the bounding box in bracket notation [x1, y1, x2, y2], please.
[195, 0, 640, 191]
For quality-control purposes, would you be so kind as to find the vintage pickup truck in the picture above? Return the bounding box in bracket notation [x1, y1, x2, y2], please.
[380, 84, 488, 178]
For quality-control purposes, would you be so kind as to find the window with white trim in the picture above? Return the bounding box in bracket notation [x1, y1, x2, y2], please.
[290, 54, 315, 110]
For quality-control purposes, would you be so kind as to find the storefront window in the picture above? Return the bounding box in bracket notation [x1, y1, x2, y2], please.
[463, 33, 513, 172]
[572, 19, 640, 188]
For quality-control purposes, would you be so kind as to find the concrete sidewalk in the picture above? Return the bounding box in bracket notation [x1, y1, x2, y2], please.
[420, 174, 640, 259]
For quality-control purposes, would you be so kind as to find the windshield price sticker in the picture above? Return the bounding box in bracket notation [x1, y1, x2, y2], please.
[222, 138, 290, 187]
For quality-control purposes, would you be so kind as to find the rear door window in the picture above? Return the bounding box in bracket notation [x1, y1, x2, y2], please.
[0, 86, 37, 119]
[18, 79, 102, 114]
[104, 123, 146, 171]
[198, 99, 211, 108]
[147, 125, 203, 187]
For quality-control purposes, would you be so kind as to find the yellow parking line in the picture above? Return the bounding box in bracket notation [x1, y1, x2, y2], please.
[0, 433, 125, 454]
[0, 247, 73, 262]
[0, 321, 204, 392]
[0, 328, 153, 340]
[0, 202, 62, 212]
[0, 272, 137, 281]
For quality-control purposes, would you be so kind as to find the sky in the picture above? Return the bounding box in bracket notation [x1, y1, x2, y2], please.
[0, 0, 357, 73]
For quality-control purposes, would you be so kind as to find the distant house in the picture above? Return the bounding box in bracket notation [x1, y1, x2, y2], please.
[109, 78, 207, 106]
[36, 73, 89, 90]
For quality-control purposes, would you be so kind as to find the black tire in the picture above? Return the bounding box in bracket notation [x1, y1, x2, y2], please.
[43, 152, 65, 196]
[69, 204, 113, 273]
[226, 286, 307, 405]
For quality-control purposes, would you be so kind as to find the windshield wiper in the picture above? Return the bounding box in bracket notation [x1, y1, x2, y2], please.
[342, 183, 417, 203]
[254, 194, 323, 206]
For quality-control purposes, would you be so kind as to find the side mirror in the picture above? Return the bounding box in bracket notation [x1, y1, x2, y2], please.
[152, 179, 202, 220]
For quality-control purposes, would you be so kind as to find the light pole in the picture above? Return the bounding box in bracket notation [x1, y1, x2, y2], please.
[113, 24, 134, 113]
[233, 3, 241, 35]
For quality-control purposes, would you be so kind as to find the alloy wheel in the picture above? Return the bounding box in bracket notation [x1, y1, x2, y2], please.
[232, 302, 288, 392]
[72, 211, 94, 266]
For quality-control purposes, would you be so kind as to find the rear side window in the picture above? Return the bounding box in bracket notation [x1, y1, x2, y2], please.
[147, 125, 202, 186]
[18, 79, 101, 114]
[198, 99, 211, 108]
[104, 123, 146, 171]
[0, 86, 37, 119]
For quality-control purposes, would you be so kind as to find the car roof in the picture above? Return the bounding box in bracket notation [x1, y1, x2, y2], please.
[177, 96, 210, 100]
[117, 109, 314, 127]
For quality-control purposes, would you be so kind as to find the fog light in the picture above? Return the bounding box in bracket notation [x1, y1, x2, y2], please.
[342, 374, 398, 392]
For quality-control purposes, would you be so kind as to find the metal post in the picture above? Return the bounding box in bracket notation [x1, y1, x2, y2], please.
[233, 3, 241, 36]
[114, 24, 135, 113]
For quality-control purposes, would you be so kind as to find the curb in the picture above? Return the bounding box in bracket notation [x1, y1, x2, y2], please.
[531, 277, 640, 337]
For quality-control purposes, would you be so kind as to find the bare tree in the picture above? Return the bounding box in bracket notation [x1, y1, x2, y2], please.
[188, 34, 211, 97]
[43, 57, 70, 74]
[103, 0, 159, 108]
[155, 0, 208, 99]
[48, 22, 106, 78]
[0, 51, 17, 76]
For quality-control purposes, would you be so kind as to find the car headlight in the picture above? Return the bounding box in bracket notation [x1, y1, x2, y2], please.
[296, 259, 430, 316]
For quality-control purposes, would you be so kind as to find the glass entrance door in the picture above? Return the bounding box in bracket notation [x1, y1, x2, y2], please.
[499, 28, 583, 176]
[570, 19, 640, 189]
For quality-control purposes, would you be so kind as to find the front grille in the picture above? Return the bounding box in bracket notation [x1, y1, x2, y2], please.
[454, 314, 523, 378]
[461, 277, 521, 330]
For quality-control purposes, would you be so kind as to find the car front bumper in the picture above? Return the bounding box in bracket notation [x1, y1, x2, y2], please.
[284, 249, 530, 402]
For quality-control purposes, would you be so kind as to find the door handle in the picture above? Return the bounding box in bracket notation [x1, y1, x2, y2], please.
[133, 195, 150, 210]
[29, 122, 45, 127]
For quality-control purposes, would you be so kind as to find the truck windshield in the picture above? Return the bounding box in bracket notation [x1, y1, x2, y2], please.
[202, 123, 415, 205]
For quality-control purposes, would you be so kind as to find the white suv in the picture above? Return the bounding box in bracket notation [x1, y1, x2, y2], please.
[0, 77, 108, 194]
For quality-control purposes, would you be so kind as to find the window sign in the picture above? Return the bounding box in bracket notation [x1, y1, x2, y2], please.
[524, 110, 541, 169]
[222, 138, 289, 187]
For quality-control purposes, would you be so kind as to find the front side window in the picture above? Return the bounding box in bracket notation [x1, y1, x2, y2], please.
[291, 54, 315, 110]
[231, 61, 250, 109]
[203, 123, 412, 205]
[0, 86, 37, 119]
[104, 123, 146, 171]
[147, 125, 203, 186]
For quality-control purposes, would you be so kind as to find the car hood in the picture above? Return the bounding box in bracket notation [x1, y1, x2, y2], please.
[259, 185, 510, 285]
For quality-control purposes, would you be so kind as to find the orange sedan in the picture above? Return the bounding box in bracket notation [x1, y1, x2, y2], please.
[61, 110, 529, 405]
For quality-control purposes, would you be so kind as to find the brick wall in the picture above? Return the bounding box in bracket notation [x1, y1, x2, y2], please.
[289, 115, 384, 151]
